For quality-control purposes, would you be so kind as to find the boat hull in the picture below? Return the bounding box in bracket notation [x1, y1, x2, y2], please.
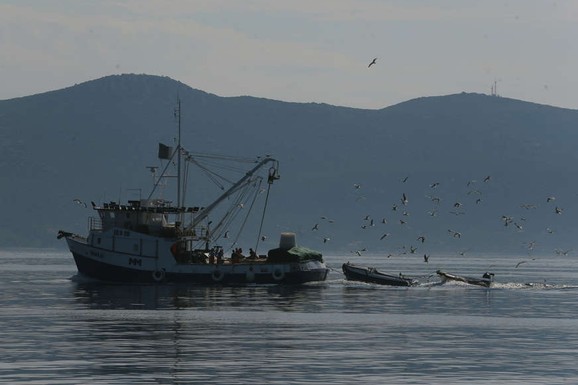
[68, 237, 329, 285]
[342, 263, 415, 287]
[436, 270, 493, 287]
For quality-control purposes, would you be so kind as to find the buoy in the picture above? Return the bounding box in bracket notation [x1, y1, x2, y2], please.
[170, 243, 179, 257]
[272, 269, 285, 281]
[211, 269, 224, 282]
[152, 269, 165, 282]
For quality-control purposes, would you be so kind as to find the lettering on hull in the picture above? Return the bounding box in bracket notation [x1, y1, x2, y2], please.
[128, 258, 142, 266]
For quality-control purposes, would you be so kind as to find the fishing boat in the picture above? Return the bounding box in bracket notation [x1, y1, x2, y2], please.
[58, 100, 329, 284]
[436, 270, 494, 287]
[342, 262, 416, 286]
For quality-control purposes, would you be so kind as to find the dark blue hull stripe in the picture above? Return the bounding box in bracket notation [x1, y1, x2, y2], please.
[73, 252, 328, 284]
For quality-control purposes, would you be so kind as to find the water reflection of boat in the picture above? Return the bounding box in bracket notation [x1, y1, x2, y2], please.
[436, 270, 494, 287]
[342, 262, 416, 287]
[58, 99, 328, 285]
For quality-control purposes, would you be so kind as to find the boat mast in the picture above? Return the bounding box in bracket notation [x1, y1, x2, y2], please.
[176, 97, 182, 211]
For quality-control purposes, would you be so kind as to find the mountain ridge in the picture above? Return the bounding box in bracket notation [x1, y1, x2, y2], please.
[2, 73, 578, 257]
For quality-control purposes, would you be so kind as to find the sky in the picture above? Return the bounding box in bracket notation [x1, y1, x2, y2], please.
[1, 0, 578, 110]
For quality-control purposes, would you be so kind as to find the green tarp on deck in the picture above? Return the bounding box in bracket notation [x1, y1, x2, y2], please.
[267, 246, 323, 263]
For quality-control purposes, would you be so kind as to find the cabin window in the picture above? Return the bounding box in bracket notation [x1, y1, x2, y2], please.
[97, 237, 101, 245]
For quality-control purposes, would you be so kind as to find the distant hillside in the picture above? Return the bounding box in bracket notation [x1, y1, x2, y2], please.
[2, 74, 578, 259]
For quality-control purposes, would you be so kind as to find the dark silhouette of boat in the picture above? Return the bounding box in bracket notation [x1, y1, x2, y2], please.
[57, 99, 329, 284]
[436, 270, 494, 287]
[342, 262, 416, 286]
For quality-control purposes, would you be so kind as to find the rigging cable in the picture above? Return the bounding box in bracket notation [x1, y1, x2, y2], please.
[227, 179, 262, 252]
[254, 181, 272, 253]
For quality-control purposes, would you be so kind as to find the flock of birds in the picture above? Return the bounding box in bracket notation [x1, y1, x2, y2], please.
[306, 170, 573, 270]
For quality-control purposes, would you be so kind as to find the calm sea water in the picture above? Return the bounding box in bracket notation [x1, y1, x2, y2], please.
[1, 249, 578, 384]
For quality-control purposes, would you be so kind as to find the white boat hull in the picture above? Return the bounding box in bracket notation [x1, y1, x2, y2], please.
[67, 235, 329, 284]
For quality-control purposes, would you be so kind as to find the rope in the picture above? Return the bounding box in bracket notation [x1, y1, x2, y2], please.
[255, 181, 272, 253]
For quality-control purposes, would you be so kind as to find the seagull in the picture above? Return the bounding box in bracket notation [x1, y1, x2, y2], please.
[483, 175, 491, 182]
[73, 199, 87, 208]
[312, 224, 319, 231]
[448, 229, 461, 238]
[323, 237, 330, 243]
[224, 231, 229, 239]
[380, 233, 391, 240]
[524, 241, 536, 250]
[261, 235, 267, 241]
[547, 196, 556, 202]
[430, 182, 440, 189]
[501, 215, 513, 226]
[353, 183, 361, 189]
[368, 58, 377, 68]
[417, 236, 426, 243]
[401, 193, 409, 205]
[423, 254, 429, 263]
[555, 206, 563, 215]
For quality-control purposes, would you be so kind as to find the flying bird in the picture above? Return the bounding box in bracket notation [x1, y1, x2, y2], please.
[73, 199, 87, 208]
[401, 193, 409, 206]
[368, 58, 377, 68]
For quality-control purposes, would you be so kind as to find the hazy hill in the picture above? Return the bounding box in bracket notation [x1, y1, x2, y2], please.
[2, 74, 578, 258]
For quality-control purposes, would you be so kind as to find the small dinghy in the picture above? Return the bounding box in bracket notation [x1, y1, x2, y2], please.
[342, 262, 416, 287]
[436, 270, 494, 287]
